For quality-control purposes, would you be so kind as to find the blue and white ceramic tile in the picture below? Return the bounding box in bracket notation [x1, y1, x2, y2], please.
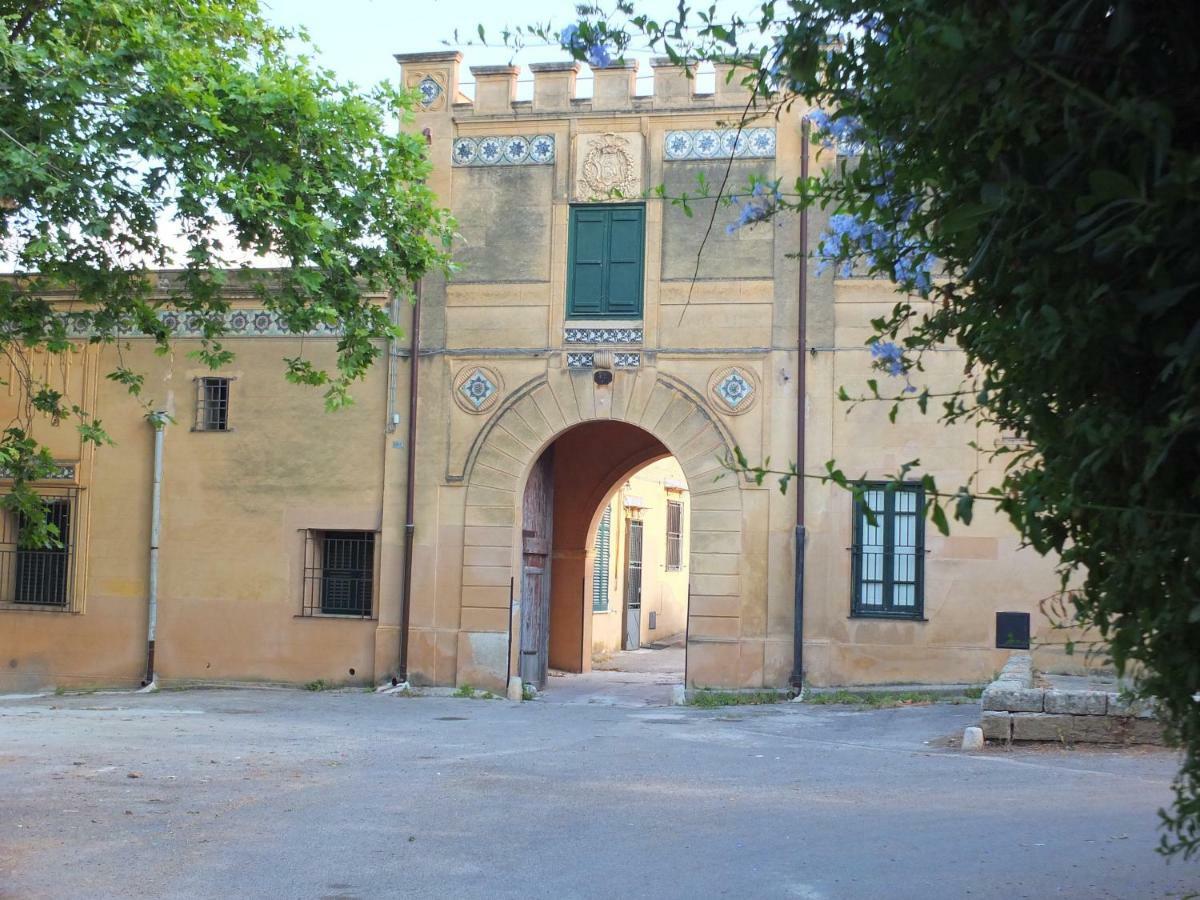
[477, 137, 504, 165]
[664, 131, 693, 160]
[566, 352, 595, 369]
[693, 130, 721, 158]
[663, 127, 776, 160]
[452, 138, 478, 165]
[452, 134, 555, 167]
[458, 370, 498, 410]
[417, 77, 443, 107]
[716, 370, 754, 409]
[528, 134, 555, 163]
[614, 352, 641, 368]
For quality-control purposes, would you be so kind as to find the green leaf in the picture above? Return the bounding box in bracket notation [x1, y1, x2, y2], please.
[930, 502, 950, 536]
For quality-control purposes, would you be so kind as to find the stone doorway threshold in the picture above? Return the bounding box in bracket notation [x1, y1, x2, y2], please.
[540, 644, 685, 707]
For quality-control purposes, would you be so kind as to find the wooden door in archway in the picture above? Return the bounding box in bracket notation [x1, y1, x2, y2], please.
[519, 447, 554, 688]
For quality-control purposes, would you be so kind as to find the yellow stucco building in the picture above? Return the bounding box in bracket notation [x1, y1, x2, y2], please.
[0, 51, 1067, 695]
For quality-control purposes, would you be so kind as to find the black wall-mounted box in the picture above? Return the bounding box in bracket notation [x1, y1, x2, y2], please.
[996, 612, 1031, 650]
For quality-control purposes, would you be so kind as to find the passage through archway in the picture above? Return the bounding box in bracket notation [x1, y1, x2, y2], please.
[517, 421, 691, 694]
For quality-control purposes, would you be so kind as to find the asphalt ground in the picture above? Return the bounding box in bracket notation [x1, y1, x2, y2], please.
[1, 685, 1197, 899]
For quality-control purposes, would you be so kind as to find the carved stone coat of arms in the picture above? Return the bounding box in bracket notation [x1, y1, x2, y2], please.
[575, 133, 642, 200]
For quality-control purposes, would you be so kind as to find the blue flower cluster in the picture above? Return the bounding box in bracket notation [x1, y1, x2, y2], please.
[859, 12, 891, 45]
[726, 182, 781, 234]
[869, 339, 904, 376]
[805, 109, 865, 154]
[560, 24, 614, 69]
[814, 212, 934, 295]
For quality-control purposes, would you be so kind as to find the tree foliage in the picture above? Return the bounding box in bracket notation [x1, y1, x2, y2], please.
[541, 0, 1200, 854]
[0, 0, 451, 508]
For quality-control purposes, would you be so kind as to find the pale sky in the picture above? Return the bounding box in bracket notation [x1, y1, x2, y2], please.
[259, 0, 759, 97]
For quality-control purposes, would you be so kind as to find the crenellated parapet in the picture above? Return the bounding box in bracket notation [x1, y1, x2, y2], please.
[394, 51, 760, 119]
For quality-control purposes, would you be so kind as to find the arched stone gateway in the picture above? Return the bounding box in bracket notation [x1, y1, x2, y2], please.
[455, 367, 751, 692]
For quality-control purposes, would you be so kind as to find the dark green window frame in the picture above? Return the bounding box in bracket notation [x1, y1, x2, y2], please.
[566, 204, 645, 319]
[851, 482, 925, 619]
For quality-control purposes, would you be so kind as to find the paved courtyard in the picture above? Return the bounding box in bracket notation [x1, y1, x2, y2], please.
[1, 679, 1197, 899]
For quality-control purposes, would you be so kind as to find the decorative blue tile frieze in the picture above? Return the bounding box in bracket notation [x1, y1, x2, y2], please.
[0, 462, 75, 480]
[564, 327, 643, 345]
[566, 350, 640, 370]
[664, 127, 776, 161]
[59, 309, 342, 338]
[453, 134, 555, 167]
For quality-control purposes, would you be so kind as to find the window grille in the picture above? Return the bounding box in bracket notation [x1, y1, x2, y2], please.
[0, 487, 79, 611]
[592, 507, 612, 612]
[301, 530, 376, 617]
[194, 377, 230, 431]
[851, 482, 925, 619]
[665, 499, 683, 571]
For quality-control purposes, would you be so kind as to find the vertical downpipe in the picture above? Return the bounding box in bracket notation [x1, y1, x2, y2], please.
[144, 411, 167, 687]
[398, 280, 422, 684]
[790, 118, 811, 692]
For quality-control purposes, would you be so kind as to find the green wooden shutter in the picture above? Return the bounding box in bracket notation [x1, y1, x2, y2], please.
[592, 507, 612, 612]
[568, 208, 608, 317]
[605, 207, 644, 317]
[567, 205, 644, 319]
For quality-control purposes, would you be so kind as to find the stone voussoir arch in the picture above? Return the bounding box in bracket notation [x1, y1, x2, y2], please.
[457, 367, 747, 688]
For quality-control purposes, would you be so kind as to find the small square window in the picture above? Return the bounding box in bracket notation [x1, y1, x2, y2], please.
[194, 377, 230, 432]
[301, 530, 376, 618]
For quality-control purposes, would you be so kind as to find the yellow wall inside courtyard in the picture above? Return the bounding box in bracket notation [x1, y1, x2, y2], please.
[590, 457, 690, 656]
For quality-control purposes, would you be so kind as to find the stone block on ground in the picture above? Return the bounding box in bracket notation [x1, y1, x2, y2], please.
[1105, 694, 1159, 718]
[983, 686, 1045, 712]
[980, 711, 1011, 742]
[1011, 713, 1123, 744]
[1125, 718, 1166, 745]
[1044, 690, 1108, 716]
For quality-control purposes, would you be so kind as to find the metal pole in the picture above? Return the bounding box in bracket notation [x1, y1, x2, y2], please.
[790, 118, 811, 691]
[144, 411, 166, 686]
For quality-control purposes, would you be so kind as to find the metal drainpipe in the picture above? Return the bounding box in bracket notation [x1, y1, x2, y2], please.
[143, 411, 167, 687]
[790, 118, 811, 692]
[397, 279, 421, 684]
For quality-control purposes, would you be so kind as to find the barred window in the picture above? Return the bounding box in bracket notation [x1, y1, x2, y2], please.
[194, 377, 230, 432]
[0, 489, 78, 611]
[665, 499, 683, 571]
[302, 530, 376, 617]
[851, 482, 925, 619]
[592, 507, 612, 612]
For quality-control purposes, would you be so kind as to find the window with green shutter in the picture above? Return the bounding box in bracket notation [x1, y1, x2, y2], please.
[567, 204, 645, 319]
[592, 507, 612, 612]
